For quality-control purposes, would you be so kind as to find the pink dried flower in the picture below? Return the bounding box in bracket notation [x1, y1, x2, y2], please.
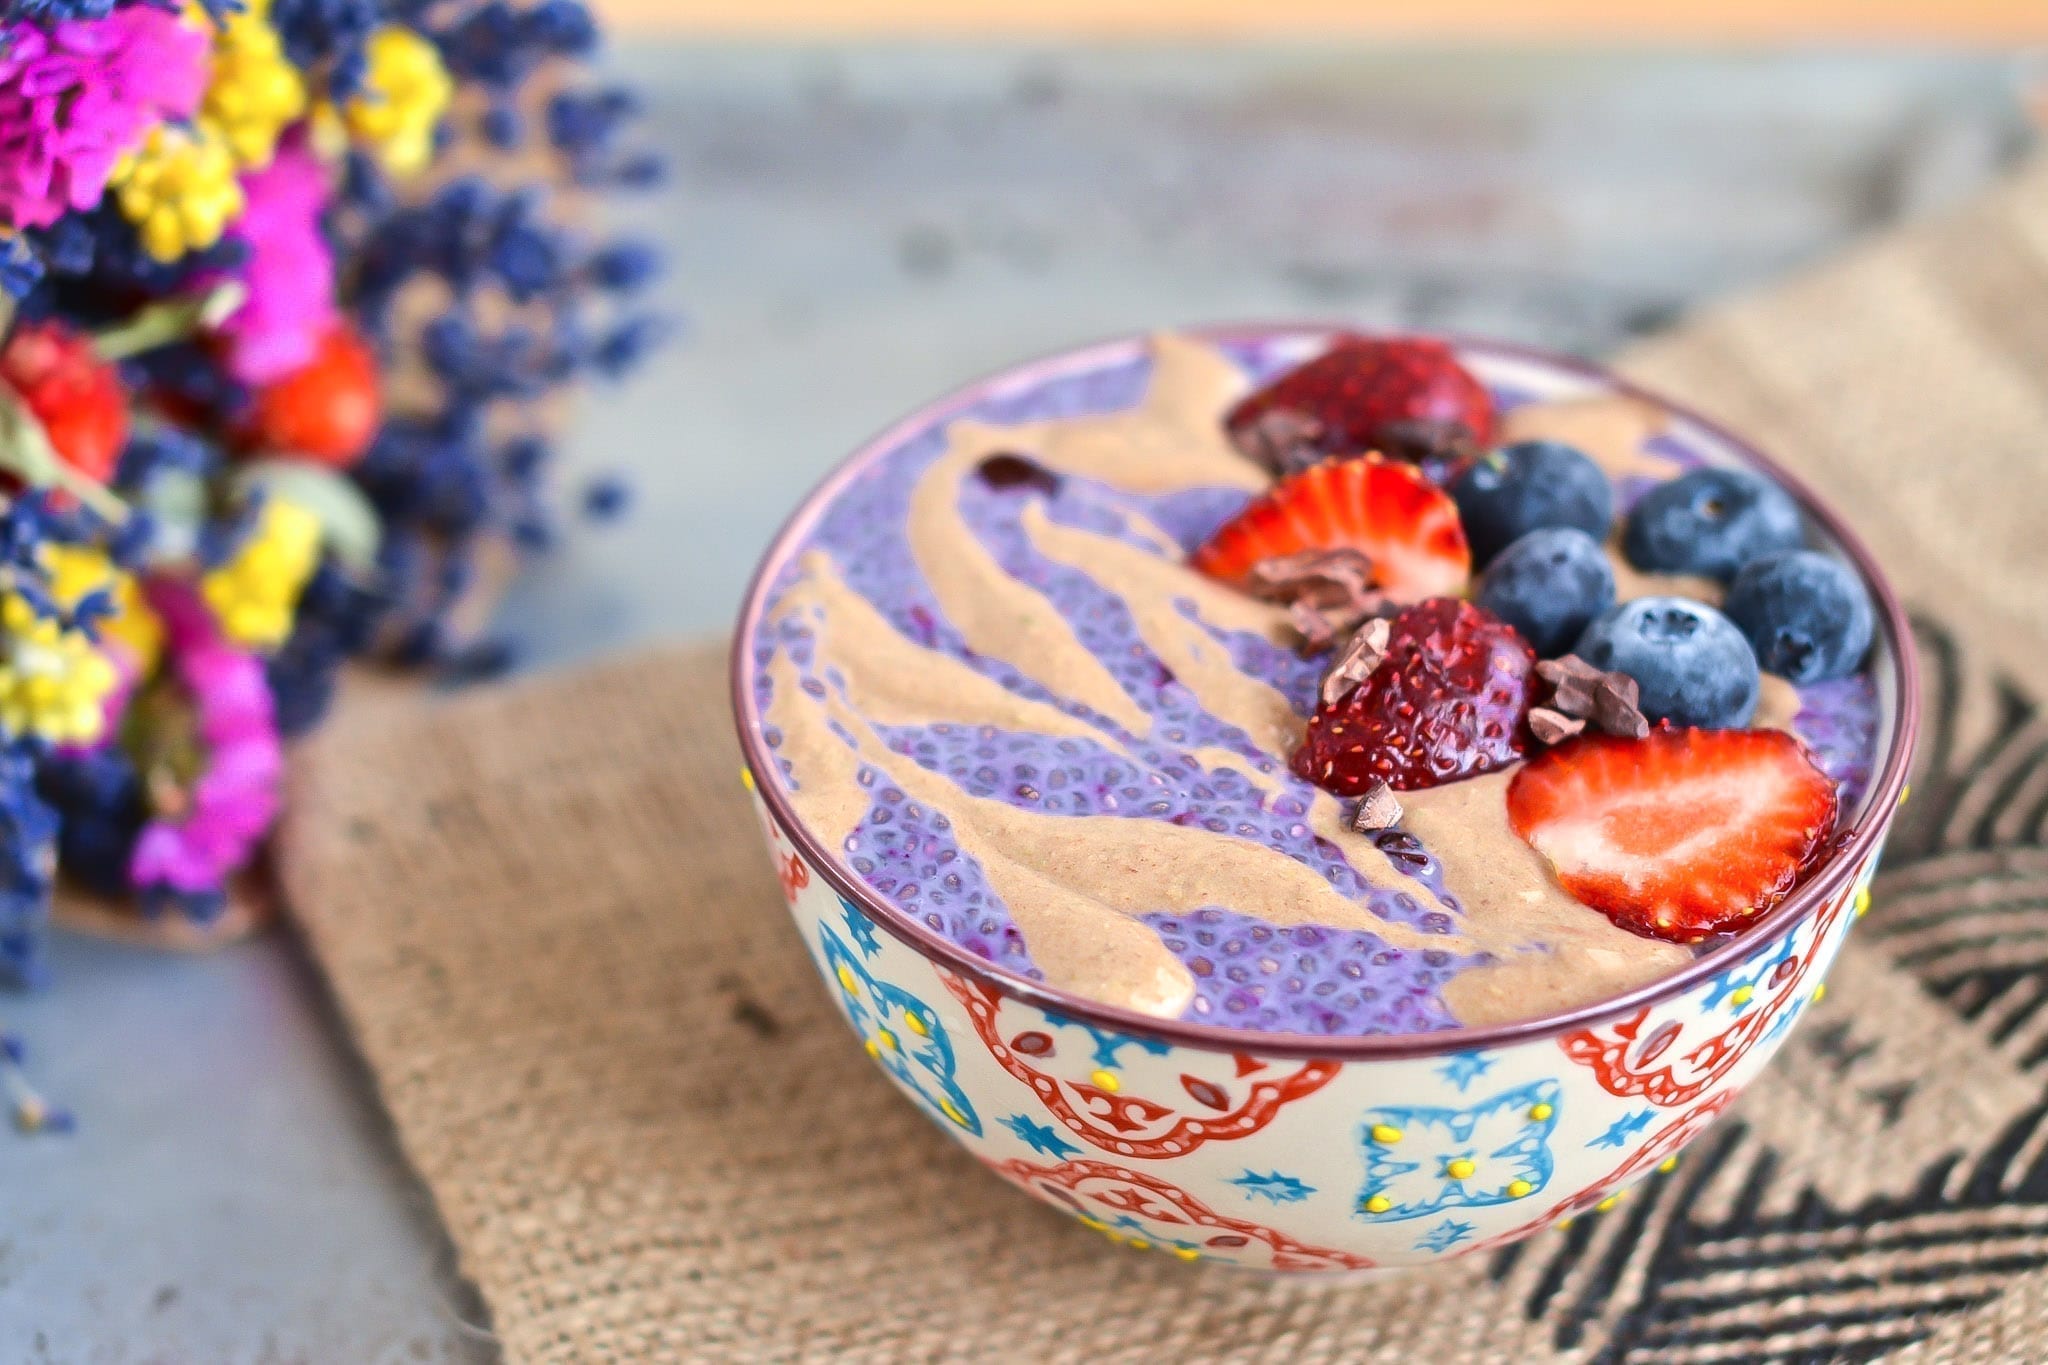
[0, 10, 209, 230]
[212, 131, 337, 385]
[127, 580, 283, 897]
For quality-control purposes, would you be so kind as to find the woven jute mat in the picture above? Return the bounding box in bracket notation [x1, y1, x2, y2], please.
[282, 159, 2048, 1363]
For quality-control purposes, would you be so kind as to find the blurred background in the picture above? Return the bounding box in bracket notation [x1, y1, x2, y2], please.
[14, 3, 2048, 1359]
[503, 8, 2048, 669]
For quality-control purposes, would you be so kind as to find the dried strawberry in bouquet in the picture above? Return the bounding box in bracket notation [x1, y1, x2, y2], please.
[0, 0, 665, 1127]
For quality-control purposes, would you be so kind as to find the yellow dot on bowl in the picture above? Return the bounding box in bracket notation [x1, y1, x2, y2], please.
[1812, 984, 1827, 1003]
[1173, 1247, 1201, 1261]
[939, 1097, 970, 1127]
[1595, 1194, 1623, 1212]
[1659, 1157, 1680, 1174]
[1364, 1194, 1392, 1214]
[1091, 1069, 1120, 1093]
[836, 965, 860, 996]
[1127, 1238, 1151, 1251]
[1855, 887, 1872, 917]
[1527, 1103, 1553, 1122]
[739, 767, 756, 791]
[1900, 783, 1912, 806]
[1507, 1179, 1534, 1199]
[1557, 1218, 1575, 1230]
[1370, 1124, 1403, 1144]
[1078, 1214, 1108, 1231]
[863, 1038, 880, 1059]
[876, 1028, 899, 1052]
[904, 1012, 930, 1037]
[1446, 1158, 1476, 1181]
[1730, 985, 1754, 1007]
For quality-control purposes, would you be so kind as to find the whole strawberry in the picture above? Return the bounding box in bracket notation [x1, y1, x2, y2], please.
[1291, 597, 1535, 794]
[0, 321, 129, 485]
[1227, 335, 1496, 477]
[244, 322, 381, 469]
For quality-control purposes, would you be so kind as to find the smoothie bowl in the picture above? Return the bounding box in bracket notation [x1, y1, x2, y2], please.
[729, 325, 1917, 1271]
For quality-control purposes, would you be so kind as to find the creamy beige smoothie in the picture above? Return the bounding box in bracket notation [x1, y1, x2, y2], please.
[748, 333, 1877, 1035]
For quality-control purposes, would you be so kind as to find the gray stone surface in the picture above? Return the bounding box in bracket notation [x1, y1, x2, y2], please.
[2, 42, 2033, 1361]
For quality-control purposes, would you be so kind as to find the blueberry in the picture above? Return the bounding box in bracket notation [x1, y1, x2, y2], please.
[1723, 550, 1874, 684]
[1450, 440, 1614, 567]
[1621, 467, 1804, 581]
[1475, 527, 1616, 657]
[1574, 596, 1759, 728]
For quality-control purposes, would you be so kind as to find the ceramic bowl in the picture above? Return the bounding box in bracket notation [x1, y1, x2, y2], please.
[729, 325, 1918, 1272]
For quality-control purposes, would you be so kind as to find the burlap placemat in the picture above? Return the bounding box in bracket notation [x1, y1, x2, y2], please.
[282, 159, 2048, 1363]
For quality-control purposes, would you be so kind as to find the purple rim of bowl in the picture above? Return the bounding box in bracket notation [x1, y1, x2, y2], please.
[729, 321, 1922, 1062]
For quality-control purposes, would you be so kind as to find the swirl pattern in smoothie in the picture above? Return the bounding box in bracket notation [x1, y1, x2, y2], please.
[750, 333, 1878, 1035]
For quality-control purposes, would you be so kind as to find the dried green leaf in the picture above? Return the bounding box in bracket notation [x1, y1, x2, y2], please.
[231, 459, 382, 575]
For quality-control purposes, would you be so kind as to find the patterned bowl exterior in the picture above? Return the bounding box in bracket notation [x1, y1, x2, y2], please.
[732, 325, 1916, 1271]
[748, 782, 1885, 1271]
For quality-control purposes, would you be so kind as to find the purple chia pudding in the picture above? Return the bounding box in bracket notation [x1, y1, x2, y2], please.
[747, 331, 1882, 1037]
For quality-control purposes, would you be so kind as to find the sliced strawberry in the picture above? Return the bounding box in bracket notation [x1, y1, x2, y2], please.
[1506, 727, 1838, 944]
[1291, 597, 1535, 794]
[1226, 334, 1496, 475]
[1191, 457, 1470, 602]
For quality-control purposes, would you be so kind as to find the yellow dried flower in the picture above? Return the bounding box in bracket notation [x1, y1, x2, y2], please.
[0, 593, 120, 746]
[41, 545, 163, 677]
[109, 125, 246, 263]
[201, 497, 322, 650]
[324, 26, 452, 178]
[198, 0, 308, 170]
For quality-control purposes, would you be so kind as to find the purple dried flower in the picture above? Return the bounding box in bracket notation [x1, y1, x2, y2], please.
[607, 151, 664, 190]
[0, 742, 57, 989]
[338, 146, 393, 217]
[114, 424, 219, 490]
[269, 0, 378, 94]
[0, 8, 208, 230]
[594, 313, 668, 376]
[127, 580, 283, 905]
[0, 1025, 71, 1134]
[0, 228, 41, 297]
[0, 0, 117, 25]
[585, 239, 660, 293]
[438, 0, 592, 92]
[23, 209, 94, 277]
[545, 86, 636, 157]
[581, 473, 629, 520]
[480, 103, 522, 149]
[266, 558, 389, 737]
[209, 133, 337, 385]
[37, 746, 145, 897]
[499, 435, 547, 479]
